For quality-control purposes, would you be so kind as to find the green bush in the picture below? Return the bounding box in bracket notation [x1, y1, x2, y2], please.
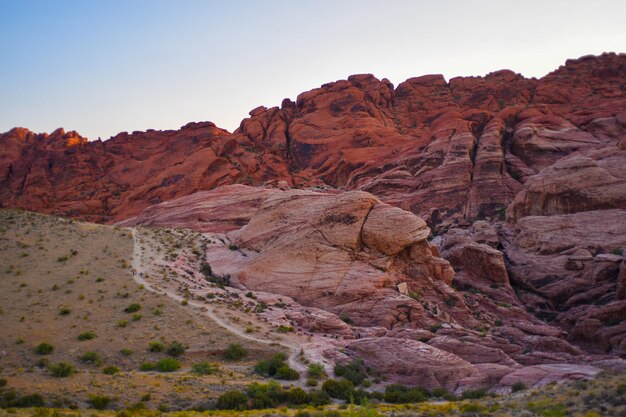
[148, 341, 164, 352]
[275, 365, 300, 380]
[35, 342, 54, 355]
[461, 388, 488, 399]
[511, 381, 527, 392]
[215, 390, 248, 410]
[254, 353, 299, 380]
[49, 362, 76, 377]
[155, 358, 180, 372]
[166, 341, 187, 357]
[88, 394, 111, 409]
[4, 393, 45, 407]
[322, 378, 355, 400]
[124, 303, 141, 313]
[139, 362, 155, 371]
[618, 382, 626, 395]
[308, 362, 327, 379]
[79, 351, 102, 365]
[309, 389, 332, 406]
[192, 361, 219, 375]
[223, 343, 247, 360]
[334, 358, 368, 386]
[384, 384, 429, 403]
[58, 306, 71, 315]
[78, 331, 96, 341]
[120, 348, 133, 356]
[431, 387, 456, 400]
[103, 366, 120, 375]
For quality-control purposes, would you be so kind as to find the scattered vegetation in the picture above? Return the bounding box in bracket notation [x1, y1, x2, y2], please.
[87, 394, 112, 410]
[79, 351, 102, 365]
[124, 303, 141, 313]
[166, 340, 187, 357]
[48, 362, 76, 377]
[77, 331, 97, 341]
[34, 342, 54, 355]
[192, 361, 219, 375]
[254, 353, 300, 380]
[223, 343, 248, 360]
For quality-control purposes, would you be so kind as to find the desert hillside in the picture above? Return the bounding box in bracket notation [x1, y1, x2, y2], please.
[0, 210, 289, 409]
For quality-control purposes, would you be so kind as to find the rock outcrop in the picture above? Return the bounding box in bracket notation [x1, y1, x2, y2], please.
[122, 184, 622, 390]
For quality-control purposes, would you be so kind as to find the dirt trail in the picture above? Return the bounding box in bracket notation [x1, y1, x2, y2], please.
[129, 227, 308, 375]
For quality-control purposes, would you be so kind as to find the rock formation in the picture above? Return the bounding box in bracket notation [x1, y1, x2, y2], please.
[2, 52, 626, 390]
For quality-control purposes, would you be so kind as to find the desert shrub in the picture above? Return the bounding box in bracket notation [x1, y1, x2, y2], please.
[215, 390, 248, 410]
[124, 303, 141, 313]
[275, 365, 300, 380]
[3, 393, 45, 407]
[192, 361, 219, 375]
[148, 341, 164, 352]
[166, 341, 187, 357]
[79, 351, 102, 365]
[334, 358, 368, 386]
[246, 382, 281, 408]
[36, 358, 49, 368]
[116, 319, 128, 328]
[322, 379, 355, 400]
[309, 389, 332, 406]
[286, 387, 309, 404]
[58, 306, 71, 315]
[120, 348, 133, 356]
[277, 325, 294, 333]
[512, 381, 527, 392]
[139, 362, 155, 371]
[527, 399, 567, 417]
[49, 362, 76, 377]
[88, 394, 111, 409]
[429, 323, 443, 333]
[103, 366, 120, 375]
[431, 387, 456, 400]
[618, 382, 626, 395]
[223, 343, 247, 360]
[460, 402, 487, 413]
[254, 353, 299, 380]
[155, 358, 180, 372]
[461, 388, 488, 399]
[132, 313, 142, 321]
[0, 379, 6, 388]
[35, 342, 54, 355]
[384, 384, 429, 403]
[340, 313, 353, 324]
[308, 362, 327, 379]
[78, 331, 96, 341]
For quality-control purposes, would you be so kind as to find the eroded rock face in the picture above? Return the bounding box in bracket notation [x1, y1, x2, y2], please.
[507, 147, 626, 221]
[0, 124, 295, 222]
[502, 209, 626, 354]
[344, 337, 483, 391]
[3, 53, 625, 229]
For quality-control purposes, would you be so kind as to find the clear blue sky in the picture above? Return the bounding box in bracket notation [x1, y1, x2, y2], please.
[1, 0, 625, 140]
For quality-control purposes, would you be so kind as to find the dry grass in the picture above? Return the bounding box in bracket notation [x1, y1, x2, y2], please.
[0, 210, 279, 409]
